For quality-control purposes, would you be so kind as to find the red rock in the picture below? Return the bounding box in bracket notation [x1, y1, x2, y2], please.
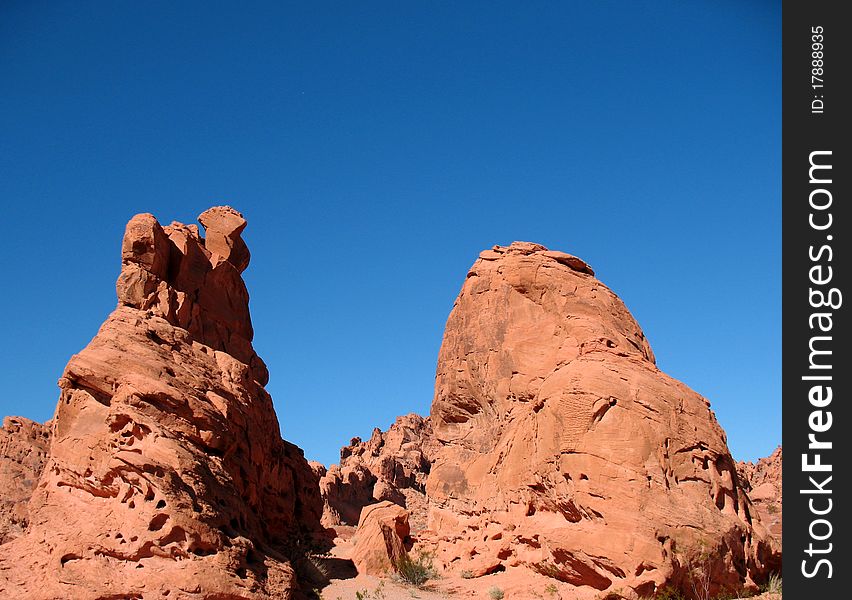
[737, 447, 782, 542]
[0, 417, 51, 544]
[422, 242, 780, 597]
[350, 501, 411, 576]
[319, 414, 438, 530]
[0, 208, 322, 599]
[198, 206, 251, 273]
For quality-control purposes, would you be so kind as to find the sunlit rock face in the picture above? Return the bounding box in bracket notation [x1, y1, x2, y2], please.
[0, 207, 322, 600]
[424, 241, 780, 597]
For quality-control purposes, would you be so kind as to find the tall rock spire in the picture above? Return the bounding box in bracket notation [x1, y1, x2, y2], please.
[0, 208, 322, 599]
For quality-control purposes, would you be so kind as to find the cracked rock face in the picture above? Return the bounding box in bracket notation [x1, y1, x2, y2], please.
[424, 242, 780, 597]
[0, 208, 322, 600]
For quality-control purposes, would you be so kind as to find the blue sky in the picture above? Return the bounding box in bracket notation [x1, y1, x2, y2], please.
[0, 1, 780, 465]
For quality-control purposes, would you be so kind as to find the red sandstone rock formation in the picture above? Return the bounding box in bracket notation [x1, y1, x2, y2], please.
[350, 501, 411, 576]
[737, 447, 782, 542]
[0, 208, 322, 600]
[319, 414, 437, 530]
[422, 242, 780, 597]
[0, 417, 51, 544]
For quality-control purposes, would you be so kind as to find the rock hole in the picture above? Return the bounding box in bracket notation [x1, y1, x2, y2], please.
[148, 513, 170, 531]
[156, 500, 166, 509]
[146, 330, 167, 345]
[128, 501, 135, 509]
[191, 546, 215, 557]
[109, 415, 132, 432]
[159, 526, 187, 546]
[580, 473, 589, 481]
[60, 553, 81, 566]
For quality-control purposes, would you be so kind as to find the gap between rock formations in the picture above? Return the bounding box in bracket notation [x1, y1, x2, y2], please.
[0, 209, 781, 600]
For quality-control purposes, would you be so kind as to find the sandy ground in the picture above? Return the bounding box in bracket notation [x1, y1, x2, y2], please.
[320, 569, 597, 600]
[320, 575, 781, 600]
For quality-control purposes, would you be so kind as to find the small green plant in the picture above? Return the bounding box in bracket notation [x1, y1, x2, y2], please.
[654, 587, 688, 600]
[544, 582, 558, 597]
[394, 551, 437, 587]
[461, 569, 474, 579]
[352, 583, 387, 600]
[763, 573, 782, 595]
[766, 504, 778, 515]
[488, 586, 505, 600]
[373, 581, 386, 600]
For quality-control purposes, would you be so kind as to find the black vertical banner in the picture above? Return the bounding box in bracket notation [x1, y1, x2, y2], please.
[783, 0, 850, 597]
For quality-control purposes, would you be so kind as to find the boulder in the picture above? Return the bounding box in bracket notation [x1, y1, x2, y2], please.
[350, 501, 411, 576]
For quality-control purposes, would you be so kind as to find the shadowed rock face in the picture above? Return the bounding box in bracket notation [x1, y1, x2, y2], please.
[0, 417, 51, 544]
[0, 208, 322, 600]
[423, 242, 780, 597]
[737, 447, 782, 542]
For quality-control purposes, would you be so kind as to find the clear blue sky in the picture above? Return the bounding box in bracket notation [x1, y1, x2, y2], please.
[0, 1, 780, 466]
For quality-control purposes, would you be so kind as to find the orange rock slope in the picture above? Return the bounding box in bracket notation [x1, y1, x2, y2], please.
[0, 208, 322, 599]
[421, 242, 780, 596]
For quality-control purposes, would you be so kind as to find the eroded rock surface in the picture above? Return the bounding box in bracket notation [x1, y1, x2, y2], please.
[737, 447, 782, 542]
[0, 417, 51, 544]
[422, 242, 780, 597]
[320, 414, 437, 530]
[0, 208, 322, 599]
